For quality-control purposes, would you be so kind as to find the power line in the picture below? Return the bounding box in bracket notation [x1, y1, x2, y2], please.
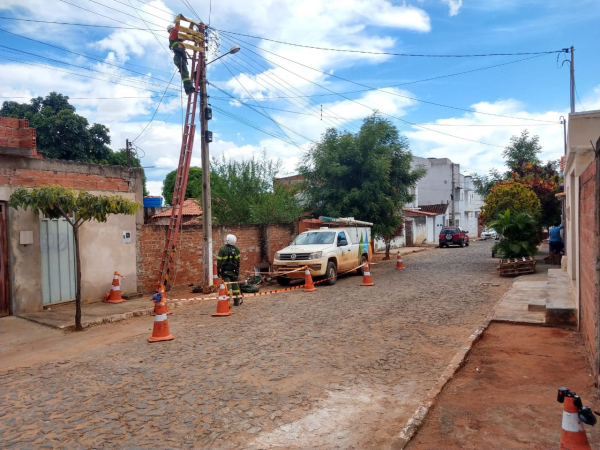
[574, 82, 587, 112]
[222, 33, 560, 125]
[0, 16, 163, 31]
[215, 28, 565, 58]
[125, 0, 170, 55]
[83, 0, 166, 28]
[220, 59, 305, 147]
[132, 70, 178, 142]
[0, 28, 171, 76]
[110, 0, 172, 24]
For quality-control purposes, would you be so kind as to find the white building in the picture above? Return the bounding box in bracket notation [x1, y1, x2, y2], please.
[407, 157, 483, 237]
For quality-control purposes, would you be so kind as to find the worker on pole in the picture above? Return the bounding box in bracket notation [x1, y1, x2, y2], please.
[168, 14, 194, 95]
[217, 234, 242, 306]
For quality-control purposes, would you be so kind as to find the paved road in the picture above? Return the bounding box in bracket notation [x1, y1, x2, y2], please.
[1, 240, 507, 449]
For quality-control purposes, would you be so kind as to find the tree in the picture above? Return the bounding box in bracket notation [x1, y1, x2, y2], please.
[480, 182, 541, 225]
[9, 187, 140, 331]
[162, 167, 204, 206]
[502, 130, 542, 171]
[211, 152, 303, 225]
[473, 168, 504, 197]
[298, 116, 426, 238]
[490, 209, 540, 258]
[381, 222, 404, 259]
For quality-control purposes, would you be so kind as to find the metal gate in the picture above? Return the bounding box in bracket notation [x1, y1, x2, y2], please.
[40, 218, 76, 305]
[0, 202, 10, 316]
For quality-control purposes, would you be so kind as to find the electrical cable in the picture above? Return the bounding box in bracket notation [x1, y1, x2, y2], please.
[217, 32, 361, 132]
[0, 54, 175, 95]
[0, 28, 171, 78]
[221, 33, 560, 124]
[181, 0, 203, 23]
[132, 70, 178, 142]
[0, 16, 164, 31]
[125, 0, 170, 55]
[111, 0, 172, 24]
[574, 82, 587, 112]
[0, 44, 176, 91]
[220, 59, 305, 147]
[215, 28, 565, 58]
[83, 0, 166, 28]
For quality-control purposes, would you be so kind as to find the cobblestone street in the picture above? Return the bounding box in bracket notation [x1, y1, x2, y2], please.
[1, 241, 508, 449]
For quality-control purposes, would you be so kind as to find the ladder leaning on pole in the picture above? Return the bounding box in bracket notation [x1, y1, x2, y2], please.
[156, 15, 206, 292]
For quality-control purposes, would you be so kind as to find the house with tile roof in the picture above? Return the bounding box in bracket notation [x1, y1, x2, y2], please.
[150, 199, 202, 225]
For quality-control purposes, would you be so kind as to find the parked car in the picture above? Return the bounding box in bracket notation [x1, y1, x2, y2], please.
[481, 228, 499, 240]
[273, 226, 372, 286]
[439, 227, 470, 248]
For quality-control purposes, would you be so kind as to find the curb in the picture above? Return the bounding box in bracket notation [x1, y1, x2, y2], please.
[19, 295, 218, 331]
[390, 294, 504, 450]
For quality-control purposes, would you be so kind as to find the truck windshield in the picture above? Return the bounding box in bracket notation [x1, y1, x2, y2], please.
[292, 232, 335, 245]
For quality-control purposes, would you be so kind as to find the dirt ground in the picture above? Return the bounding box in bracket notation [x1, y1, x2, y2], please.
[406, 323, 600, 450]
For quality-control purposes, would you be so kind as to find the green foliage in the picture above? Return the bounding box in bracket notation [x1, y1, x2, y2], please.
[104, 149, 149, 196]
[490, 209, 541, 258]
[480, 182, 541, 224]
[472, 168, 504, 197]
[298, 116, 426, 237]
[162, 167, 204, 206]
[211, 152, 303, 225]
[502, 129, 542, 171]
[9, 186, 140, 225]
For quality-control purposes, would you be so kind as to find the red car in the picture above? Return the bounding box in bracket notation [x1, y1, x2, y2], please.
[439, 227, 470, 248]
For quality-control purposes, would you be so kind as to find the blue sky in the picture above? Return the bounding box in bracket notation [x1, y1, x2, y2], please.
[0, 0, 598, 197]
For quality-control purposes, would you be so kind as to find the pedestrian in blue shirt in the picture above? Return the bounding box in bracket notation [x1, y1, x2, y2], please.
[549, 222, 564, 255]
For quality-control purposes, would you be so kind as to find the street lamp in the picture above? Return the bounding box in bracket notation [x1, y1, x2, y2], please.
[207, 45, 241, 65]
[200, 43, 241, 286]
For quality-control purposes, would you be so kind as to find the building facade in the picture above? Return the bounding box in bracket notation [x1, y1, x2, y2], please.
[563, 109, 600, 385]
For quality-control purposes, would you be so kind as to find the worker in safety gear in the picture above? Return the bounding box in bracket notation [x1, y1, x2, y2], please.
[168, 17, 195, 95]
[217, 234, 242, 306]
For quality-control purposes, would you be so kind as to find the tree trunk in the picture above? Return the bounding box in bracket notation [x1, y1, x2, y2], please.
[384, 240, 391, 260]
[73, 225, 83, 331]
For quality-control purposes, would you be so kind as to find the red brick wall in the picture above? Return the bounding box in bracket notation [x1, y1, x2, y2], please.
[0, 167, 130, 192]
[579, 160, 598, 376]
[137, 223, 297, 293]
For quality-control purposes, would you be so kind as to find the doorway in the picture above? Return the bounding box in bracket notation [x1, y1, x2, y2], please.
[40, 217, 77, 305]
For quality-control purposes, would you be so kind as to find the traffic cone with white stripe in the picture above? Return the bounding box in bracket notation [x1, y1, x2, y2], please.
[148, 290, 174, 342]
[212, 280, 233, 316]
[361, 263, 374, 286]
[304, 266, 316, 292]
[103, 271, 125, 303]
[212, 262, 219, 286]
[396, 253, 405, 270]
[557, 387, 595, 450]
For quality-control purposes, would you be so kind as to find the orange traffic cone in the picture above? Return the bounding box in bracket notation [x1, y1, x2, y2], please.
[104, 271, 125, 303]
[396, 253, 405, 270]
[148, 291, 174, 342]
[304, 266, 317, 292]
[212, 262, 219, 286]
[361, 263, 374, 286]
[212, 280, 233, 316]
[559, 391, 592, 450]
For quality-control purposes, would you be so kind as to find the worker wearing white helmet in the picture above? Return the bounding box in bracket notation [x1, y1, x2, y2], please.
[168, 15, 195, 95]
[217, 234, 242, 306]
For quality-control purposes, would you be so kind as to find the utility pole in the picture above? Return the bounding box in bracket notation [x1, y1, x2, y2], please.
[450, 163, 455, 226]
[569, 46, 575, 114]
[200, 29, 213, 286]
[126, 139, 131, 167]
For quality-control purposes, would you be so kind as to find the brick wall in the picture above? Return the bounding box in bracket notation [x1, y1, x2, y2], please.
[137, 223, 297, 293]
[0, 167, 131, 192]
[579, 160, 599, 377]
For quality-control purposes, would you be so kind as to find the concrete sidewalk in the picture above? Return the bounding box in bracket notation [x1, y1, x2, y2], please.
[17, 292, 217, 331]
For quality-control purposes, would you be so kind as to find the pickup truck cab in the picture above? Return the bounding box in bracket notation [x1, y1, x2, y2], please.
[273, 227, 372, 286]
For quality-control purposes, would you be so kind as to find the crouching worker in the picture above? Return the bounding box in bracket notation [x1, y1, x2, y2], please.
[217, 234, 242, 306]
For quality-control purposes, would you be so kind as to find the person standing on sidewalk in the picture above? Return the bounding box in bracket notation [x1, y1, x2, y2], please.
[217, 234, 242, 306]
[549, 222, 564, 255]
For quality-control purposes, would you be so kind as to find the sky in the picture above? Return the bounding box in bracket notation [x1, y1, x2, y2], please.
[0, 0, 599, 198]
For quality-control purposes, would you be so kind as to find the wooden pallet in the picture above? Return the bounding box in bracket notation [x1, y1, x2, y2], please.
[497, 256, 536, 277]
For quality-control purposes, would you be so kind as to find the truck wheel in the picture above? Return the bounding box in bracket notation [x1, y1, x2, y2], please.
[465, 240, 469, 247]
[356, 255, 368, 275]
[325, 261, 337, 286]
[459, 239, 464, 248]
[276, 276, 291, 286]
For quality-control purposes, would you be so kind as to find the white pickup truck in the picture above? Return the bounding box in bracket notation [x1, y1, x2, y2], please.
[273, 226, 372, 286]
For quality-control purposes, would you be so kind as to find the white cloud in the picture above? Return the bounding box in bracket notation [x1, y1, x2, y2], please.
[441, 0, 463, 16]
[146, 180, 164, 196]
